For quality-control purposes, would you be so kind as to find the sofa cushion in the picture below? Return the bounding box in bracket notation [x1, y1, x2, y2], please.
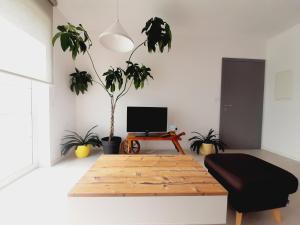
[204, 153, 298, 195]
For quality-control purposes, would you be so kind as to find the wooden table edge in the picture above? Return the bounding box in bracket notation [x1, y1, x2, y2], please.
[68, 192, 228, 197]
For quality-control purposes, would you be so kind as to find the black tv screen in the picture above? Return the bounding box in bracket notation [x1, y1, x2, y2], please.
[127, 107, 168, 133]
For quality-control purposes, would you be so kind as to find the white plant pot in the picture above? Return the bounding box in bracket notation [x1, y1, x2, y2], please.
[200, 143, 215, 156]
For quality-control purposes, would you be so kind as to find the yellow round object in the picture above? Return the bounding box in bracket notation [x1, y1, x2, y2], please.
[75, 145, 90, 158]
[86, 144, 93, 151]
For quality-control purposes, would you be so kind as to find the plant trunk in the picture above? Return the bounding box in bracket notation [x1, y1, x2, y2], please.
[109, 97, 115, 142]
[105, 41, 147, 143]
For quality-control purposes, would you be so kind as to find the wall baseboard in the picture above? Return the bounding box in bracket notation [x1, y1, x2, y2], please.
[261, 146, 300, 163]
[0, 164, 38, 189]
[51, 155, 64, 166]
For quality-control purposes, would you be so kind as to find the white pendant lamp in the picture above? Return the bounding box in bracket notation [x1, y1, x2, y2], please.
[99, 0, 134, 52]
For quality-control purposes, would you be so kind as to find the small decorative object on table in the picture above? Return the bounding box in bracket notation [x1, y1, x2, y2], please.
[61, 126, 101, 158]
[168, 124, 178, 132]
[189, 129, 225, 155]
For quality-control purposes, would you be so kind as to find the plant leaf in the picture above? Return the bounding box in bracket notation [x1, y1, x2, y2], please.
[52, 32, 62, 46]
[60, 33, 70, 51]
[142, 17, 172, 53]
[188, 129, 225, 154]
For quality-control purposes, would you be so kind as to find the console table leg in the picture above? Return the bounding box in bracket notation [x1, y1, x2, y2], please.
[172, 139, 185, 155]
[272, 208, 281, 224]
[128, 140, 132, 154]
[236, 212, 243, 225]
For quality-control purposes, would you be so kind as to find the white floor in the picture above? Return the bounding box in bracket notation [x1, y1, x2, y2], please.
[0, 149, 299, 225]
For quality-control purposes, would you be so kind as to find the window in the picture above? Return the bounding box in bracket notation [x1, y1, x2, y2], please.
[0, 71, 35, 187]
[0, 1, 53, 187]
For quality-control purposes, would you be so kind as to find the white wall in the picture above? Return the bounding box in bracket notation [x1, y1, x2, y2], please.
[49, 8, 76, 164]
[74, 29, 266, 150]
[262, 24, 300, 161]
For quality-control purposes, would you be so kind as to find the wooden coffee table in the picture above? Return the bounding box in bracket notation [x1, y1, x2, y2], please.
[68, 155, 228, 225]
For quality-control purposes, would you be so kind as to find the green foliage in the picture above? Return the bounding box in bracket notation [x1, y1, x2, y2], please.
[102, 61, 153, 92]
[52, 23, 92, 60]
[61, 126, 101, 156]
[103, 67, 124, 92]
[125, 61, 153, 89]
[142, 17, 172, 53]
[52, 18, 172, 140]
[70, 68, 93, 95]
[188, 129, 225, 154]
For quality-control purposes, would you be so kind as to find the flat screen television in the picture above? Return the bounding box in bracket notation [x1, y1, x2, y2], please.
[127, 107, 168, 134]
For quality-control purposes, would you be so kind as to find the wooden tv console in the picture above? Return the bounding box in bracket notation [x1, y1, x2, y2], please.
[121, 132, 186, 154]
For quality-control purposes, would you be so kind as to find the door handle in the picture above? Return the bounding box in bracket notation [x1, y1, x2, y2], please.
[224, 104, 232, 107]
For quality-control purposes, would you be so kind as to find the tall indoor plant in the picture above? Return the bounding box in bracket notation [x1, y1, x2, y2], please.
[52, 17, 172, 153]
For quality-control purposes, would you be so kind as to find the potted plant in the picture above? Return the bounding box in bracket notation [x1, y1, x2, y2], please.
[61, 126, 101, 158]
[189, 129, 225, 155]
[52, 17, 172, 154]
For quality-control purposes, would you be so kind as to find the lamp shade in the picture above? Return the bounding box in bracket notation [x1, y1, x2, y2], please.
[99, 20, 134, 52]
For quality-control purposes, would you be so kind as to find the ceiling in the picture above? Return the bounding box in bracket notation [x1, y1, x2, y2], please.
[57, 0, 300, 39]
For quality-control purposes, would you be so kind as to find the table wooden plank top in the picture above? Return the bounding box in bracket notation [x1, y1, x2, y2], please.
[69, 155, 227, 197]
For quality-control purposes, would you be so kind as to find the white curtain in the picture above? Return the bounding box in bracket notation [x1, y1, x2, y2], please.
[0, 0, 53, 83]
[0, 71, 33, 183]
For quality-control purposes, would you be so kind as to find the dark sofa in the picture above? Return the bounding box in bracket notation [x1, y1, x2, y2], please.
[204, 153, 298, 225]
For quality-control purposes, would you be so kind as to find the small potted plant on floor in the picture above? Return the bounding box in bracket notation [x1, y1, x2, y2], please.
[61, 126, 101, 158]
[189, 129, 225, 155]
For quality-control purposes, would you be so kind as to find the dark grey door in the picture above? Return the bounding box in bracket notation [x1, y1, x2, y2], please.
[220, 58, 265, 149]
